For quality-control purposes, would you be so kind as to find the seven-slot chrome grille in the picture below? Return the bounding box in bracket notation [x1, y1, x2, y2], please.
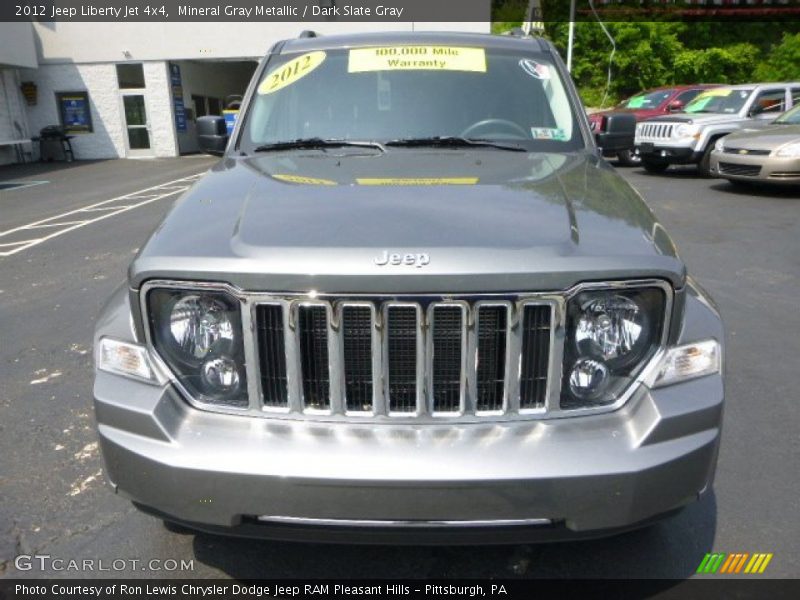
[252, 297, 556, 420]
[637, 122, 675, 140]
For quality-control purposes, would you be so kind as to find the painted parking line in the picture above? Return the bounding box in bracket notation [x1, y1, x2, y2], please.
[0, 180, 49, 192]
[0, 173, 204, 257]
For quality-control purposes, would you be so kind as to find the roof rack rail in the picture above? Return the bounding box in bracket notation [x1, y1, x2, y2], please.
[502, 28, 533, 38]
[298, 30, 319, 39]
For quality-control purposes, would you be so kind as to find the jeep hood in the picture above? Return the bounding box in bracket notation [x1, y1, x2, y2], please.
[645, 113, 747, 126]
[130, 150, 684, 293]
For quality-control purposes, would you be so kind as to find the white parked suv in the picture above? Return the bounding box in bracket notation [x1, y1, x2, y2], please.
[634, 82, 800, 175]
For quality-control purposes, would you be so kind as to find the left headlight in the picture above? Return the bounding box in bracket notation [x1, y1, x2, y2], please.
[714, 137, 726, 152]
[147, 288, 248, 407]
[775, 142, 800, 158]
[561, 287, 666, 409]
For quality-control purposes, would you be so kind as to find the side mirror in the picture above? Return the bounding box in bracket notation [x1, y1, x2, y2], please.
[594, 112, 637, 153]
[667, 100, 684, 112]
[197, 116, 228, 156]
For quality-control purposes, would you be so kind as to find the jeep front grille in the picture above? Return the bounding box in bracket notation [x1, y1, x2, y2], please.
[254, 297, 555, 420]
[638, 123, 675, 140]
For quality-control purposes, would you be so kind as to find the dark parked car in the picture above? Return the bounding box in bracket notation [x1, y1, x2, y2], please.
[94, 31, 724, 544]
[589, 85, 719, 166]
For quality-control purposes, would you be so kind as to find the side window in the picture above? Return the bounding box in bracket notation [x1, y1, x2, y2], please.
[752, 89, 787, 115]
[675, 89, 701, 105]
[792, 88, 800, 107]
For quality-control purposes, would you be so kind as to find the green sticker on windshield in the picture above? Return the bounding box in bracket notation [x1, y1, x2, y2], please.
[686, 97, 711, 113]
[627, 96, 645, 109]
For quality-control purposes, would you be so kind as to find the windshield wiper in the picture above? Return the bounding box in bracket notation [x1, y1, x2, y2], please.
[253, 138, 385, 153]
[386, 136, 526, 152]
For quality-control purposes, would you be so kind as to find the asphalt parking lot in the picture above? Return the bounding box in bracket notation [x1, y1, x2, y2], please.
[0, 157, 798, 581]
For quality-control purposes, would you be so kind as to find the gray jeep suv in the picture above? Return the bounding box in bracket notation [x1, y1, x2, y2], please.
[93, 32, 724, 544]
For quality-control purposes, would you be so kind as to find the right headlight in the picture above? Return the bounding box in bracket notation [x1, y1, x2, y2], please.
[673, 123, 699, 139]
[147, 287, 248, 408]
[775, 142, 800, 158]
[714, 137, 726, 152]
[561, 287, 666, 409]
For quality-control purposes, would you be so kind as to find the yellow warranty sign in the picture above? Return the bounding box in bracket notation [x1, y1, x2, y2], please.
[258, 51, 327, 95]
[703, 88, 733, 97]
[348, 46, 486, 73]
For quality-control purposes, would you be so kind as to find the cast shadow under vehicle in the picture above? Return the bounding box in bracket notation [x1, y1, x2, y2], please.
[709, 181, 800, 199]
[187, 492, 717, 581]
[637, 165, 707, 180]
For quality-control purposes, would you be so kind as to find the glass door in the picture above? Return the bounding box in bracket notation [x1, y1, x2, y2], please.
[121, 93, 153, 157]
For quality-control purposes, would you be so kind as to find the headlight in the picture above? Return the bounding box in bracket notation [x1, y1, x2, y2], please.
[561, 287, 667, 409]
[674, 124, 699, 139]
[775, 142, 800, 158]
[148, 288, 248, 407]
[714, 138, 726, 152]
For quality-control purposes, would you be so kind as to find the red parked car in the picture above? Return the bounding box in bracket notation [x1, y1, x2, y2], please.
[588, 84, 720, 166]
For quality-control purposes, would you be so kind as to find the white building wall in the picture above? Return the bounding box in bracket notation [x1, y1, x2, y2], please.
[0, 23, 37, 165]
[0, 23, 38, 69]
[142, 61, 179, 157]
[20, 63, 123, 159]
[20, 60, 181, 159]
[0, 69, 32, 165]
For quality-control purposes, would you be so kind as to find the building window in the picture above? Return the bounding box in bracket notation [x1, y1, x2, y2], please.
[56, 91, 93, 134]
[207, 97, 222, 116]
[117, 63, 145, 89]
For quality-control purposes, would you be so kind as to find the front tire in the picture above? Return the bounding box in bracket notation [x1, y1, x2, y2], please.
[617, 149, 642, 167]
[698, 144, 715, 178]
[642, 157, 669, 174]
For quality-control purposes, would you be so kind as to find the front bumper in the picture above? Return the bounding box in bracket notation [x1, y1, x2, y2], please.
[710, 151, 800, 184]
[94, 283, 724, 544]
[635, 143, 701, 164]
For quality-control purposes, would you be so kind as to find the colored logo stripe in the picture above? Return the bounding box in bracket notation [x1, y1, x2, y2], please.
[697, 552, 773, 574]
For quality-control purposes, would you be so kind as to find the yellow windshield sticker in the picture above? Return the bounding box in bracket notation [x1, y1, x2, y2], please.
[703, 88, 733, 97]
[272, 174, 337, 186]
[258, 51, 326, 95]
[356, 177, 479, 186]
[348, 47, 486, 73]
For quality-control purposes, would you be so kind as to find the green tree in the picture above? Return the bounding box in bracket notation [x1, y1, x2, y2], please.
[755, 33, 800, 81]
[673, 43, 760, 84]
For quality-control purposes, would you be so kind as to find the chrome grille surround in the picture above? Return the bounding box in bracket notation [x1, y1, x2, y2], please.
[637, 122, 676, 140]
[139, 279, 673, 423]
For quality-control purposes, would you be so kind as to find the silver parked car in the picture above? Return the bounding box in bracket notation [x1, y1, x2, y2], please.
[635, 82, 800, 176]
[710, 103, 800, 185]
[94, 31, 724, 544]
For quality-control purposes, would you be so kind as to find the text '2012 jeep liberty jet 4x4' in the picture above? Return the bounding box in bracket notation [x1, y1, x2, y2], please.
[94, 32, 724, 544]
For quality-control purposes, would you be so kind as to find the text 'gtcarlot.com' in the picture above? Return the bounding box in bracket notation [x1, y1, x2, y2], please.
[13, 555, 194, 572]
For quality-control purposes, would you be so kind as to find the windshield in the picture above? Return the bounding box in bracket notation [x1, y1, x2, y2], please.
[239, 45, 583, 152]
[774, 104, 800, 124]
[621, 89, 674, 110]
[685, 88, 753, 114]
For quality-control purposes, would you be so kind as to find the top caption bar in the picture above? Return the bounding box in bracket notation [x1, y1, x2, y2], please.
[4, 0, 800, 22]
[2, 0, 491, 22]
